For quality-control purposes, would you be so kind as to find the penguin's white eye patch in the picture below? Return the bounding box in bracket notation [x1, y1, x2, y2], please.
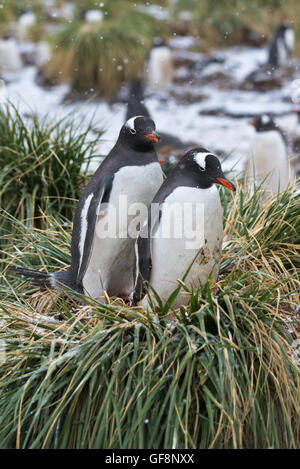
[125, 115, 143, 132]
[194, 152, 211, 171]
[130, 128, 136, 134]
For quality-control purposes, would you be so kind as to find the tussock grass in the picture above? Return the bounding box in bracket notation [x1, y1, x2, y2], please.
[0, 104, 102, 238]
[43, 1, 162, 97]
[172, 0, 300, 53]
[0, 183, 299, 449]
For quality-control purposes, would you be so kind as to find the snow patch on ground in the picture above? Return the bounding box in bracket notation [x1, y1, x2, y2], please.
[4, 43, 299, 175]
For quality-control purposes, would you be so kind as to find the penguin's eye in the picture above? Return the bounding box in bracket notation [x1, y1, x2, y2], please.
[199, 165, 205, 172]
[130, 128, 136, 135]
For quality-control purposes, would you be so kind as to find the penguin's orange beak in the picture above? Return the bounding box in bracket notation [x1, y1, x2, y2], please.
[216, 177, 236, 191]
[249, 120, 256, 126]
[144, 131, 160, 143]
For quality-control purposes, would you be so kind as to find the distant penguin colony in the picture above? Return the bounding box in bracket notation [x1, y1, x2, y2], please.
[13, 116, 163, 300]
[268, 21, 295, 66]
[247, 114, 294, 195]
[132, 149, 235, 309]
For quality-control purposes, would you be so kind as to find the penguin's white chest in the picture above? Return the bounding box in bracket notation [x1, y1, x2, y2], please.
[143, 185, 223, 309]
[147, 47, 173, 88]
[104, 162, 163, 235]
[82, 162, 163, 299]
[284, 29, 295, 52]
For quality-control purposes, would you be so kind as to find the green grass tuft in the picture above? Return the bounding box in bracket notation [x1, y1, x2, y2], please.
[0, 103, 103, 241]
[43, 0, 163, 97]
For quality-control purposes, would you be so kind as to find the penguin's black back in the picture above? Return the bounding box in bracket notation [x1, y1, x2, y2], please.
[126, 79, 151, 121]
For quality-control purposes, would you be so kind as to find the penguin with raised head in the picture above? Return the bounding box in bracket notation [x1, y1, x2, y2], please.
[268, 22, 294, 67]
[132, 148, 236, 309]
[146, 37, 174, 89]
[12, 116, 164, 301]
[247, 114, 294, 194]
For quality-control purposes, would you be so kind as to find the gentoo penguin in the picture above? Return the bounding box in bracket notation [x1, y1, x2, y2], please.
[268, 22, 295, 67]
[247, 114, 294, 194]
[125, 78, 195, 167]
[12, 116, 163, 301]
[146, 37, 174, 89]
[132, 148, 236, 309]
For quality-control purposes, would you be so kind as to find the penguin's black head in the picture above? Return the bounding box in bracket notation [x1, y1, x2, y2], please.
[121, 115, 160, 150]
[153, 37, 166, 48]
[249, 114, 277, 132]
[279, 21, 292, 33]
[184, 148, 236, 191]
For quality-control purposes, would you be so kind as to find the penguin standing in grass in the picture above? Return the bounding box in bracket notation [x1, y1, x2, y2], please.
[132, 148, 236, 309]
[247, 114, 294, 195]
[13, 116, 163, 301]
[268, 22, 295, 67]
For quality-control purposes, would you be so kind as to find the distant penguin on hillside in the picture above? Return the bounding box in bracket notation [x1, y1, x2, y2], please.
[246, 114, 294, 194]
[12, 117, 163, 301]
[131, 148, 236, 309]
[146, 37, 174, 89]
[0, 34, 22, 73]
[268, 22, 295, 67]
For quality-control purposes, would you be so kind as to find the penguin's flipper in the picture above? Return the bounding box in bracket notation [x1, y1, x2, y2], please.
[77, 175, 112, 283]
[132, 205, 160, 304]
